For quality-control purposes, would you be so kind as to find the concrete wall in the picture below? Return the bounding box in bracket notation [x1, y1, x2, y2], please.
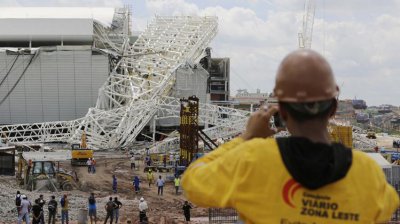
[156, 65, 208, 127]
[0, 47, 109, 124]
[173, 65, 208, 104]
[0, 18, 93, 46]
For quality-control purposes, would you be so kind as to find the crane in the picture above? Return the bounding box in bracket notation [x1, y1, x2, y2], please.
[298, 0, 316, 49]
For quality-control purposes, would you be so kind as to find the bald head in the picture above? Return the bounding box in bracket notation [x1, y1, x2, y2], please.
[274, 49, 338, 102]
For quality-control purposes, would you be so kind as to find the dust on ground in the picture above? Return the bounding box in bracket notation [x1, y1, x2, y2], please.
[0, 151, 208, 224]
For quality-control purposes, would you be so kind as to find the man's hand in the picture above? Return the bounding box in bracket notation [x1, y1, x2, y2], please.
[241, 106, 279, 141]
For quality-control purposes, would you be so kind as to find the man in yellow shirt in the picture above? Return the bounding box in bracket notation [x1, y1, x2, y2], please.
[182, 49, 399, 223]
[175, 176, 181, 195]
[147, 169, 154, 187]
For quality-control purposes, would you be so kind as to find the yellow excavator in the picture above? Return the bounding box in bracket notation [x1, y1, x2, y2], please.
[366, 131, 377, 139]
[17, 152, 79, 191]
[71, 131, 94, 166]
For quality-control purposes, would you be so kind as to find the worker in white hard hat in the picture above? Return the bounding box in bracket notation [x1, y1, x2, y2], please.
[138, 197, 148, 222]
[18, 195, 31, 224]
[182, 49, 399, 223]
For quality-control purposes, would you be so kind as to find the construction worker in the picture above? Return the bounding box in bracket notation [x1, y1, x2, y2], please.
[130, 156, 136, 170]
[60, 194, 69, 224]
[92, 158, 96, 174]
[31, 199, 43, 224]
[113, 197, 122, 224]
[156, 175, 165, 196]
[27, 159, 32, 176]
[88, 193, 97, 224]
[138, 197, 148, 223]
[86, 158, 92, 173]
[182, 201, 192, 223]
[163, 155, 167, 167]
[104, 197, 116, 224]
[147, 169, 154, 188]
[15, 191, 22, 216]
[174, 176, 180, 195]
[18, 195, 31, 224]
[181, 49, 400, 223]
[169, 154, 174, 166]
[133, 176, 140, 194]
[47, 196, 57, 224]
[112, 175, 117, 193]
[36, 195, 45, 224]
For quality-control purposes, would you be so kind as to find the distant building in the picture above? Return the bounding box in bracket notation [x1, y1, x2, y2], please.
[231, 89, 269, 111]
[356, 112, 370, 123]
[199, 48, 230, 106]
[335, 100, 356, 121]
[352, 99, 367, 110]
[378, 105, 392, 114]
[208, 58, 230, 105]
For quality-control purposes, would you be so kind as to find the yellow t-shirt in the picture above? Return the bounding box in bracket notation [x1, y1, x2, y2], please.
[182, 138, 399, 224]
[147, 172, 154, 180]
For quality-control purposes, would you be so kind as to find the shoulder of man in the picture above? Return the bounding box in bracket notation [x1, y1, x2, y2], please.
[352, 150, 381, 172]
[114, 201, 121, 207]
[217, 137, 278, 163]
[351, 150, 391, 186]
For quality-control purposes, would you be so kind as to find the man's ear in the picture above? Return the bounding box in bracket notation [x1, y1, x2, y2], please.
[329, 99, 338, 118]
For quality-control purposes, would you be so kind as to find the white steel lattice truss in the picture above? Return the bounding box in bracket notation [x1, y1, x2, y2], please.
[0, 16, 250, 150]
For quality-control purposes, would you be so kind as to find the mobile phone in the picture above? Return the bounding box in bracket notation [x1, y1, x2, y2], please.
[273, 112, 285, 128]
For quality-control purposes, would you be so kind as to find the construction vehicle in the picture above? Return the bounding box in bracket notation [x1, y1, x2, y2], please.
[71, 131, 94, 166]
[17, 152, 79, 191]
[367, 131, 377, 139]
[393, 140, 400, 148]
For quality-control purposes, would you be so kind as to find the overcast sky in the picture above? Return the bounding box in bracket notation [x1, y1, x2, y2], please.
[1, 0, 400, 106]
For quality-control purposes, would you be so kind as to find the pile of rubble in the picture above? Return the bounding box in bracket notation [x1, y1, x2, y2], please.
[352, 126, 378, 150]
[0, 177, 19, 222]
[353, 133, 377, 151]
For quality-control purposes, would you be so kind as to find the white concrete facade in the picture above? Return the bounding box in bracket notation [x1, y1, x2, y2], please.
[0, 47, 109, 124]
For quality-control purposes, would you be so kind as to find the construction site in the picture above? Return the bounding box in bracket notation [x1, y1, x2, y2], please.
[0, 2, 399, 224]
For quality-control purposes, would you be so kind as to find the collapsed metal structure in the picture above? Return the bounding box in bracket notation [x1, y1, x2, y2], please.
[0, 14, 250, 149]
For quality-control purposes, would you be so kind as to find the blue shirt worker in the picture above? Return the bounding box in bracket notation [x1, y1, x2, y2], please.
[134, 176, 140, 194]
[156, 175, 165, 196]
[112, 175, 117, 193]
[88, 193, 97, 224]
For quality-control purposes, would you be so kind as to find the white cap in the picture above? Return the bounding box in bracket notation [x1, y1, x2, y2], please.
[140, 197, 144, 201]
[21, 195, 27, 199]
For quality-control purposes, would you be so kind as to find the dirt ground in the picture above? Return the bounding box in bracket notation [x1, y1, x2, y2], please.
[63, 153, 209, 223]
[376, 134, 400, 150]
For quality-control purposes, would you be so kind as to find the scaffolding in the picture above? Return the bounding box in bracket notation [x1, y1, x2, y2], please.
[0, 15, 250, 150]
[179, 96, 199, 164]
